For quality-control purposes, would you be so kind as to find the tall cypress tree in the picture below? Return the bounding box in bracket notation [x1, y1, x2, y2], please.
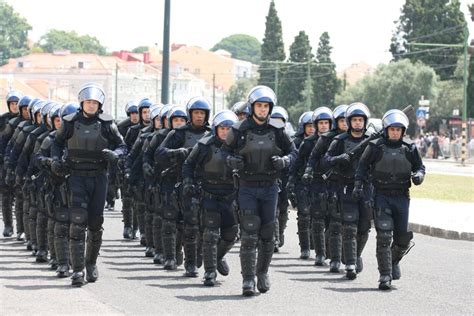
[279, 31, 312, 108]
[312, 32, 340, 107]
[258, 0, 286, 92]
[390, 0, 467, 80]
[467, 56, 474, 118]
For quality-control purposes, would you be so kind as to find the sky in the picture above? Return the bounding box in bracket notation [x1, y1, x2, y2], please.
[6, 0, 474, 71]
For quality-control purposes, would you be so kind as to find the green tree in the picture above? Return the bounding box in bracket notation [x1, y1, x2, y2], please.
[390, 0, 467, 80]
[258, 0, 285, 91]
[0, 2, 31, 65]
[38, 29, 106, 55]
[467, 56, 474, 118]
[211, 34, 261, 64]
[312, 32, 340, 107]
[278, 31, 312, 109]
[132, 46, 149, 53]
[226, 77, 258, 107]
[336, 59, 438, 118]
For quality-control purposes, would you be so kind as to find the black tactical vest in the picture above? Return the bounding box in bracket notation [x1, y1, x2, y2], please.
[334, 134, 367, 181]
[183, 129, 207, 148]
[202, 143, 232, 186]
[238, 129, 282, 177]
[67, 120, 108, 167]
[373, 143, 412, 190]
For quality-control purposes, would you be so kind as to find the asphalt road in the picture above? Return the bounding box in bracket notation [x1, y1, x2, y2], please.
[424, 159, 474, 177]
[1, 200, 473, 315]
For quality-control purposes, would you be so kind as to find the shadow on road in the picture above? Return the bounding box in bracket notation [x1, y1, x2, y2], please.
[100, 248, 143, 253]
[4, 284, 75, 291]
[289, 277, 349, 283]
[101, 260, 154, 266]
[275, 269, 334, 275]
[101, 254, 152, 259]
[117, 274, 183, 281]
[270, 263, 313, 268]
[108, 267, 162, 272]
[148, 283, 209, 289]
[175, 294, 256, 301]
[323, 286, 387, 293]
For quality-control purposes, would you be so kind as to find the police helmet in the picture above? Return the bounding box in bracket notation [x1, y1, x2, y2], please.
[270, 106, 289, 122]
[60, 102, 80, 118]
[47, 103, 62, 129]
[247, 85, 277, 115]
[125, 101, 139, 116]
[168, 106, 188, 129]
[186, 96, 211, 124]
[231, 101, 250, 116]
[346, 102, 370, 131]
[211, 110, 238, 135]
[312, 106, 333, 130]
[382, 109, 409, 136]
[297, 111, 313, 135]
[78, 83, 105, 110]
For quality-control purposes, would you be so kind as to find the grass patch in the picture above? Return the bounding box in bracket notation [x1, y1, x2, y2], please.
[410, 173, 474, 202]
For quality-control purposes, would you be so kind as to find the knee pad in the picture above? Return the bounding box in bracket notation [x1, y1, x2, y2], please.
[240, 232, 258, 249]
[55, 207, 69, 223]
[221, 225, 238, 242]
[259, 222, 274, 242]
[88, 215, 104, 232]
[70, 223, 86, 240]
[184, 204, 200, 226]
[374, 207, 393, 231]
[29, 207, 38, 219]
[162, 220, 176, 235]
[203, 210, 221, 229]
[70, 208, 88, 225]
[341, 207, 359, 224]
[240, 209, 261, 234]
[162, 206, 177, 221]
[203, 228, 219, 243]
[87, 229, 103, 242]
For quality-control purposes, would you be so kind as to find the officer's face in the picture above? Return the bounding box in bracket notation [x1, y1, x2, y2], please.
[252, 102, 270, 122]
[35, 112, 42, 124]
[237, 113, 247, 121]
[217, 126, 231, 141]
[317, 120, 330, 134]
[337, 118, 348, 131]
[172, 117, 186, 129]
[9, 102, 19, 114]
[163, 117, 169, 129]
[21, 107, 29, 120]
[388, 126, 403, 140]
[130, 112, 139, 124]
[53, 117, 62, 130]
[141, 108, 150, 123]
[154, 116, 161, 129]
[350, 116, 365, 131]
[304, 123, 315, 137]
[191, 110, 206, 127]
[83, 100, 100, 116]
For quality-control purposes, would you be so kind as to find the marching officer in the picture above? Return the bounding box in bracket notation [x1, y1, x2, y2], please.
[355, 109, 424, 290]
[51, 83, 126, 286]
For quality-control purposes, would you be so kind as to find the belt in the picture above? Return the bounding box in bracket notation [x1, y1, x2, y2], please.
[70, 169, 106, 177]
[376, 188, 409, 196]
[239, 179, 276, 187]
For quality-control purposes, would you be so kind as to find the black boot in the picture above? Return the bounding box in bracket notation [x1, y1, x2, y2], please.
[203, 271, 217, 286]
[152, 215, 164, 264]
[203, 228, 218, 279]
[392, 231, 414, 280]
[312, 218, 326, 265]
[278, 209, 288, 248]
[85, 229, 102, 283]
[297, 214, 311, 259]
[54, 222, 70, 278]
[378, 274, 392, 290]
[56, 264, 70, 278]
[216, 239, 234, 276]
[2, 194, 14, 237]
[162, 220, 177, 270]
[329, 260, 341, 273]
[241, 234, 258, 296]
[184, 225, 199, 277]
[256, 240, 274, 294]
[71, 271, 86, 287]
[36, 250, 48, 263]
[123, 226, 132, 239]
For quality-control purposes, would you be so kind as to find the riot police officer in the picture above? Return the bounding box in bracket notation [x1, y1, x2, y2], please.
[231, 101, 250, 121]
[1, 90, 22, 237]
[182, 110, 239, 286]
[304, 104, 348, 272]
[156, 97, 211, 277]
[288, 107, 333, 262]
[223, 85, 296, 296]
[51, 83, 126, 287]
[324, 102, 372, 280]
[0, 95, 31, 241]
[269, 106, 291, 252]
[154, 106, 188, 270]
[355, 109, 424, 290]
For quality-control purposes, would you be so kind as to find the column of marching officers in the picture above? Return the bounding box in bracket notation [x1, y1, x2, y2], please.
[0, 83, 425, 294]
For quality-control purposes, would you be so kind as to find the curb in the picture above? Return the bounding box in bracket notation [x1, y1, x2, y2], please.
[409, 222, 474, 242]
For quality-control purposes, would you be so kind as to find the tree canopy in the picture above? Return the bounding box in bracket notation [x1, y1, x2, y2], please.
[211, 34, 261, 64]
[38, 29, 107, 55]
[0, 2, 31, 65]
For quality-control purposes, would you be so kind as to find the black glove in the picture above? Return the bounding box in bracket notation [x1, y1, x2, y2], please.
[51, 160, 66, 177]
[143, 163, 154, 178]
[286, 176, 296, 194]
[271, 155, 290, 171]
[169, 148, 190, 162]
[227, 155, 245, 170]
[412, 171, 424, 185]
[332, 153, 351, 166]
[352, 181, 364, 200]
[39, 157, 52, 168]
[182, 178, 197, 196]
[102, 149, 119, 163]
[5, 169, 14, 186]
[302, 167, 314, 185]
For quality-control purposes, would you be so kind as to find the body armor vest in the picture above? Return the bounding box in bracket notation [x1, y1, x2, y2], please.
[373, 143, 412, 190]
[183, 129, 206, 148]
[67, 120, 108, 167]
[334, 135, 366, 181]
[202, 143, 232, 186]
[238, 129, 282, 177]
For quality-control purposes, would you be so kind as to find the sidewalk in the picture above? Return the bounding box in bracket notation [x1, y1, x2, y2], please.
[409, 198, 474, 241]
